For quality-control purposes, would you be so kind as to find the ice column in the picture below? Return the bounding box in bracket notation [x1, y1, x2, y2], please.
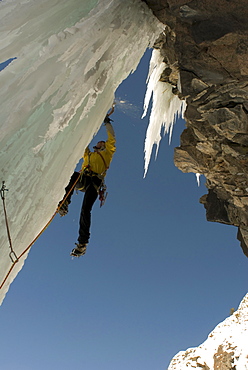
[142, 49, 186, 176]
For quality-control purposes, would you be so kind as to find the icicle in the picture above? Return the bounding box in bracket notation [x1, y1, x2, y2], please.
[142, 49, 186, 177]
[196, 173, 201, 187]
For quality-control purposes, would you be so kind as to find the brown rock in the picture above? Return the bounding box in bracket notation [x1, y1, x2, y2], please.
[144, 0, 248, 256]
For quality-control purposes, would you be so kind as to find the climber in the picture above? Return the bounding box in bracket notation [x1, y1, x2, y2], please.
[57, 110, 116, 257]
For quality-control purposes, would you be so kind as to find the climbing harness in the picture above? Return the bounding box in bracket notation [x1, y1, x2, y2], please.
[81, 144, 110, 206]
[0, 181, 18, 263]
[76, 167, 107, 207]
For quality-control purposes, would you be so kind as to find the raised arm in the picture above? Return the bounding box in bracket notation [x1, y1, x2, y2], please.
[105, 122, 116, 154]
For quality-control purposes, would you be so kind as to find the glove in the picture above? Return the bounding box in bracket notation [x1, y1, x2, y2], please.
[104, 115, 113, 124]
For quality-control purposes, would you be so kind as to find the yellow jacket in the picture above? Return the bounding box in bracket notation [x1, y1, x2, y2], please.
[81, 123, 116, 177]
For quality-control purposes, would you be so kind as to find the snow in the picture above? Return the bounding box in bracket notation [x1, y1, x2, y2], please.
[167, 293, 248, 369]
[142, 49, 186, 176]
[0, 0, 164, 303]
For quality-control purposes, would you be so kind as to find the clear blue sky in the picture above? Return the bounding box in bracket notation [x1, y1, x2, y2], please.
[0, 50, 248, 370]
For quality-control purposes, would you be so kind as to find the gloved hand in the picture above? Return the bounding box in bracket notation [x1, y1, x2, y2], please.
[104, 115, 113, 124]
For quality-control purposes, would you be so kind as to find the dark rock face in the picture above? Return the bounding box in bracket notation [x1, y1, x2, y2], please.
[144, 0, 248, 256]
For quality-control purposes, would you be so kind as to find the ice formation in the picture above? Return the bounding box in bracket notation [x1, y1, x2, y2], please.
[196, 173, 201, 187]
[0, 0, 164, 303]
[142, 49, 186, 176]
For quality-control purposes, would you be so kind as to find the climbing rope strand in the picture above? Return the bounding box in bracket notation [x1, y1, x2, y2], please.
[0, 182, 18, 263]
[3, 198, 18, 263]
[0, 173, 81, 290]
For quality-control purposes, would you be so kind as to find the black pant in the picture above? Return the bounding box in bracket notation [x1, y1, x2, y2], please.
[65, 172, 102, 244]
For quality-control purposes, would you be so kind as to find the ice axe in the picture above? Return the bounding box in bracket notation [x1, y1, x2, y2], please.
[104, 102, 115, 123]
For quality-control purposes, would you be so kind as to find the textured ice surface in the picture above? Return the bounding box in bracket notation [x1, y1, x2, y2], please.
[0, 0, 163, 303]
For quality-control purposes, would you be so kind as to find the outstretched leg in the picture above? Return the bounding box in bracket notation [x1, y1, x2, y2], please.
[58, 172, 80, 216]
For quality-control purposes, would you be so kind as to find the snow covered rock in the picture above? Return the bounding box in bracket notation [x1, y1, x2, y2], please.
[168, 293, 248, 370]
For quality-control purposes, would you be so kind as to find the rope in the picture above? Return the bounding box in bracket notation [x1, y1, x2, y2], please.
[0, 182, 18, 263]
[0, 173, 81, 290]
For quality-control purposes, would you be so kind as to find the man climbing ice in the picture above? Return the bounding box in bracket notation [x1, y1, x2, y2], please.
[57, 108, 116, 257]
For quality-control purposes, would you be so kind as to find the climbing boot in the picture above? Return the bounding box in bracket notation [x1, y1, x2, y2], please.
[70, 243, 87, 257]
[57, 199, 70, 216]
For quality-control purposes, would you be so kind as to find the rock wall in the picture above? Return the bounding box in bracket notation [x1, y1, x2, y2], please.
[144, 0, 248, 256]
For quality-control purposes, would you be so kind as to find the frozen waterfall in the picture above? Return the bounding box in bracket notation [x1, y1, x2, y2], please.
[0, 0, 163, 303]
[142, 49, 186, 176]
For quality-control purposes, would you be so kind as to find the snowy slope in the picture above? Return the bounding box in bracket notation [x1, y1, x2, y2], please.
[0, 0, 164, 303]
[168, 293, 248, 370]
